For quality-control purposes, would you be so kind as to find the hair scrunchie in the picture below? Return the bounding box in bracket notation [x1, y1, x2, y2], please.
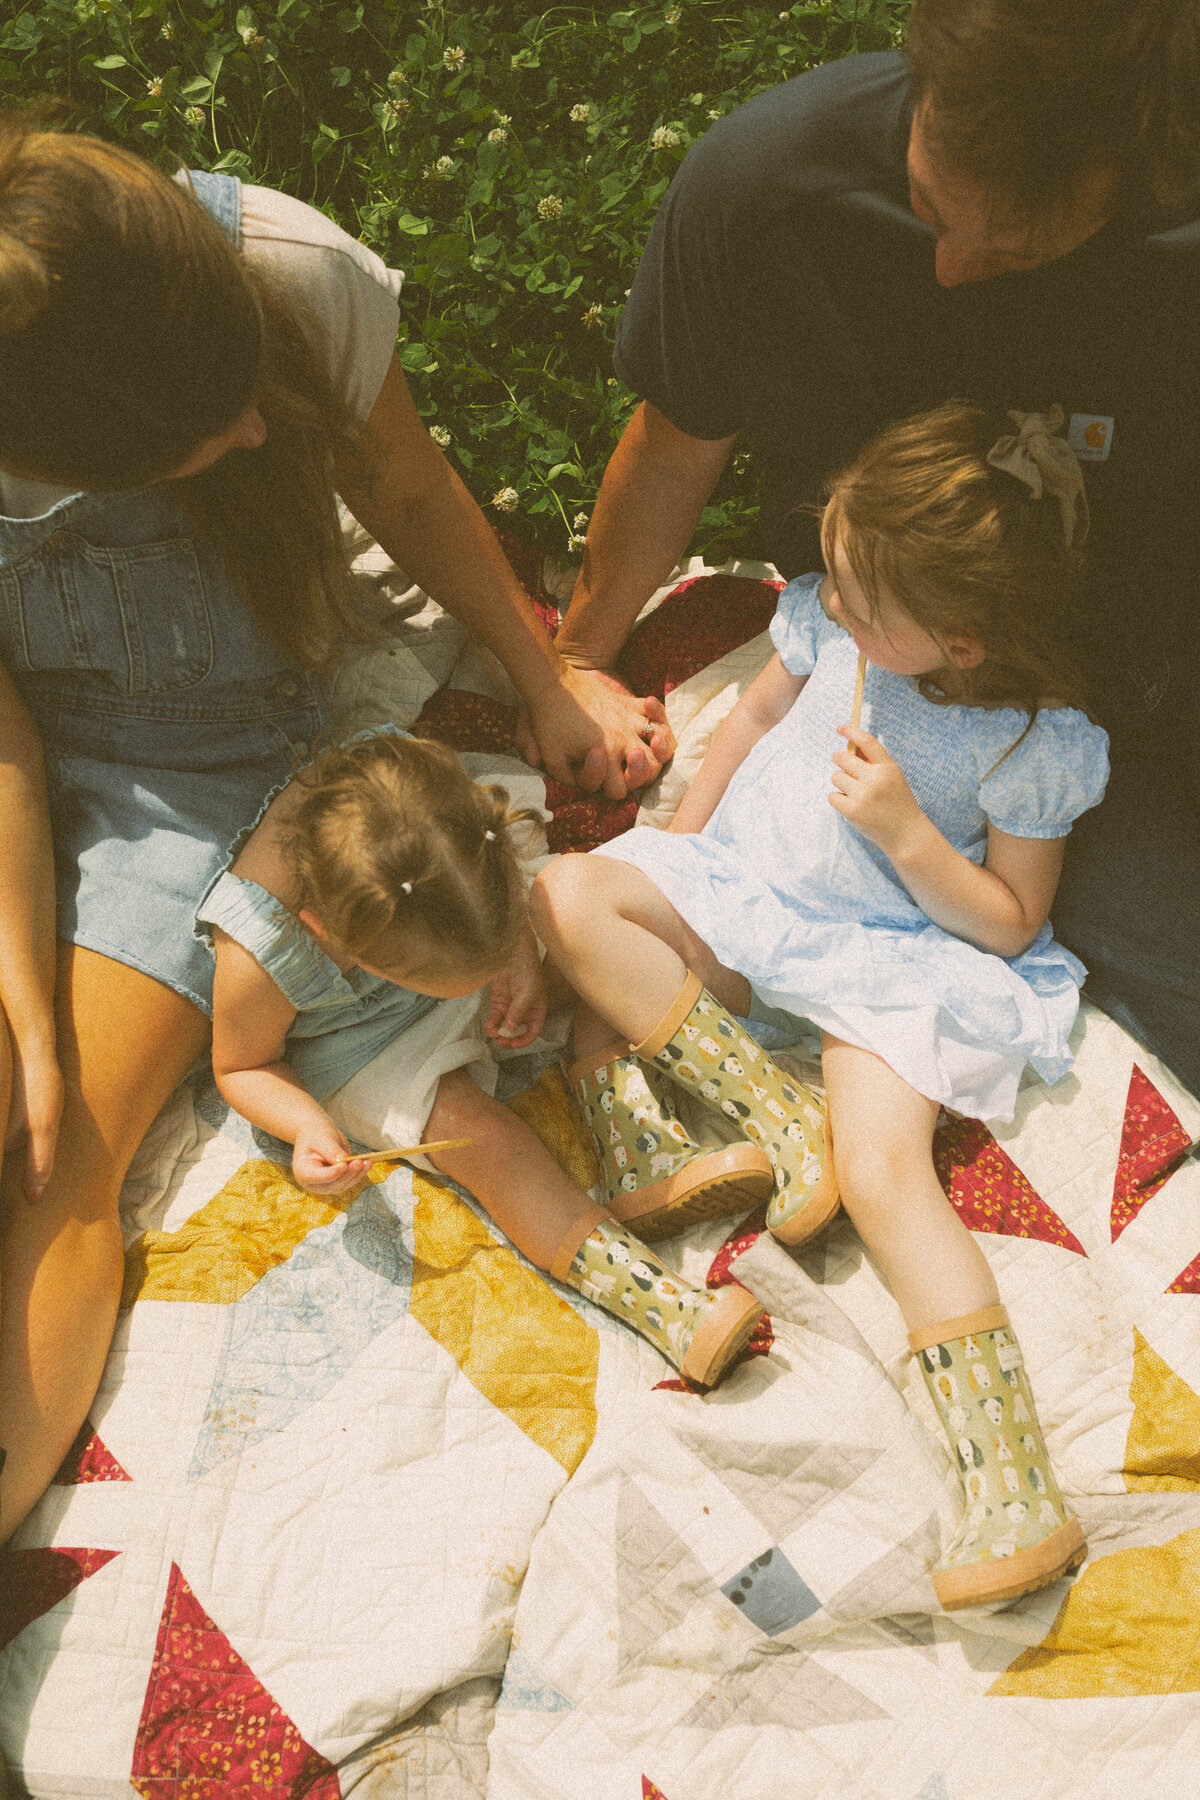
[986, 404, 1090, 549]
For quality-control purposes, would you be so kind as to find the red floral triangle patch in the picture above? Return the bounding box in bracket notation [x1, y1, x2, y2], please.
[1111, 1064, 1192, 1243]
[0, 1546, 119, 1649]
[130, 1563, 339, 1797]
[643, 1779, 671, 1800]
[53, 1417, 132, 1485]
[933, 1116, 1086, 1255]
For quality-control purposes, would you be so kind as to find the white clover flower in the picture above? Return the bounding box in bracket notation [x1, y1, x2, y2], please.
[650, 126, 681, 150]
[779, 7, 791, 16]
[573, 511, 589, 530]
[387, 67, 406, 87]
[581, 303, 604, 330]
[240, 26, 264, 46]
[443, 44, 466, 70]
[429, 425, 452, 447]
[494, 111, 511, 125]
[146, 77, 163, 98]
[386, 96, 410, 119]
[568, 534, 588, 555]
[606, 377, 618, 387]
[491, 487, 519, 514]
[488, 127, 508, 144]
[665, 6, 682, 21]
[537, 195, 564, 220]
[707, 108, 723, 121]
[160, 20, 175, 39]
[185, 105, 205, 126]
[569, 103, 590, 123]
[436, 155, 454, 175]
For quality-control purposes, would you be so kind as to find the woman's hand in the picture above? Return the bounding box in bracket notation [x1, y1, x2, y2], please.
[829, 725, 926, 857]
[515, 664, 674, 800]
[486, 928, 549, 1050]
[292, 1118, 371, 1195]
[4, 1038, 65, 1202]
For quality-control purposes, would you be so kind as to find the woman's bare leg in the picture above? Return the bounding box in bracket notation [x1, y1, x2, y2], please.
[0, 947, 210, 1543]
[532, 855, 750, 1055]
[821, 1033, 999, 1328]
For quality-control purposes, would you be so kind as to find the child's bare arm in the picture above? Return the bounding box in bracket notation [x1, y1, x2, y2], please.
[830, 726, 1064, 956]
[210, 930, 369, 1191]
[669, 652, 807, 835]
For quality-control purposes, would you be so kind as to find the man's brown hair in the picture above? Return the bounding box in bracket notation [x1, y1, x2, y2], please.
[906, 0, 1200, 222]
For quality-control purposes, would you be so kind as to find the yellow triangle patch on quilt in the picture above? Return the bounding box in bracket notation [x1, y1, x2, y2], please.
[990, 1527, 1200, 1697]
[409, 1172, 598, 1474]
[506, 1063, 601, 1193]
[121, 1159, 363, 1309]
[1123, 1328, 1200, 1490]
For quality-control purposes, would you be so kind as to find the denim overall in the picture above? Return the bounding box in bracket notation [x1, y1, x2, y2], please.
[0, 172, 331, 1013]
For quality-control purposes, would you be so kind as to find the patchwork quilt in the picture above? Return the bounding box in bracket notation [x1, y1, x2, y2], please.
[2, 544, 1199, 1800]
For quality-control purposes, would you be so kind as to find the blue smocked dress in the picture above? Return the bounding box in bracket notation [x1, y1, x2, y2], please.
[596, 575, 1110, 1121]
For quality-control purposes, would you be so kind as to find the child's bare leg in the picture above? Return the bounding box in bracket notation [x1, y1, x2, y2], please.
[422, 1067, 596, 1268]
[531, 855, 749, 1045]
[419, 1067, 763, 1388]
[820, 1034, 999, 1328]
[822, 1035, 1084, 1607]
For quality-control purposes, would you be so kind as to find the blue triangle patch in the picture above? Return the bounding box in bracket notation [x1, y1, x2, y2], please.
[498, 1646, 572, 1713]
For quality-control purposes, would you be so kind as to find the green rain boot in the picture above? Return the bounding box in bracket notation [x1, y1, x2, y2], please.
[570, 1038, 774, 1241]
[913, 1305, 1087, 1609]
[633, 973, 840, 1248]
[550, 1206, 765, 1387]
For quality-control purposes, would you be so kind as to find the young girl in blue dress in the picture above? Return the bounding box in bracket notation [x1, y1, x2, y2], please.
[199, 728, 764, 1388]
[532, 403, 1109, 1609]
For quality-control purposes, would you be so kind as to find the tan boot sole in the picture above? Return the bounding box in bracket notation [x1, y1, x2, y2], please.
[608, 1143, 774, 1241]
[680, 1282, 766, 1388]
[933, 1517, 1087, 1610]
[766, 1113, 841, 1248]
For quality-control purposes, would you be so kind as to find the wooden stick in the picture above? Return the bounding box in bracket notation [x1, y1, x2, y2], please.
[331, 1136, 475, 1166]
[850, 651, 867, 731]
[849, 651, 867, 757]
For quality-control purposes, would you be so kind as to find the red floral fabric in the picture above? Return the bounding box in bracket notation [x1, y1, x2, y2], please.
[0, 1547, 119, 1650]
[933, 1116, 1086, 1255]
[1110, 1064, 1192, 1243]
[130, 1564, 339, 1798]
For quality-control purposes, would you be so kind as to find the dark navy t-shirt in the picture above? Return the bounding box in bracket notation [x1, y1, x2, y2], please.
[615, 51, 1200, 758]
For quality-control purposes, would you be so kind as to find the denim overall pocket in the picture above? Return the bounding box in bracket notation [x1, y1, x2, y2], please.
[0, 526, 214, 696]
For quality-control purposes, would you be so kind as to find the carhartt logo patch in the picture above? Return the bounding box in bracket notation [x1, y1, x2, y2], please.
[1067, 413, 1114, 462]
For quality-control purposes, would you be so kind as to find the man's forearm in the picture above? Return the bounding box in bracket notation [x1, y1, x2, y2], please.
[557, 403, 737, 670]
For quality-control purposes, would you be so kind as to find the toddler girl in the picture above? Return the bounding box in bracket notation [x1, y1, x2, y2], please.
[532, 404, 1109, 1608]
[198, 727, 763, 1387]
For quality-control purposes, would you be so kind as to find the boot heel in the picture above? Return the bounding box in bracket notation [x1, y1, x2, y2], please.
[933, 1516, 1086, 1610]
[679, 1284, 765, 1388]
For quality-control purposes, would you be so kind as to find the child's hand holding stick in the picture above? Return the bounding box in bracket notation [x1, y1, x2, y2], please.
[330, 1135, 474, 1166]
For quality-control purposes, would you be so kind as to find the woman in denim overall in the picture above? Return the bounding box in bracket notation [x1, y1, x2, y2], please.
[0, 122, 670, 1542]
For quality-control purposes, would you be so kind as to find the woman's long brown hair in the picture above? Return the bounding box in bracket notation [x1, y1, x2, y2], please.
[0, 111, 371, 667]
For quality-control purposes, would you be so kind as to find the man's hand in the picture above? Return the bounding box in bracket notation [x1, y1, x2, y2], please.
[4, 1041, 65, 1202]
[515, 664, 674, 800]
[487, 928, 549, 1050]
[292, 1118, 371, 1194]
[829, 725, 926, 857]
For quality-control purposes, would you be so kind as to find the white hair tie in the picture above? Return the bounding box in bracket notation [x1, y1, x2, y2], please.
[400, 881, 413, 895]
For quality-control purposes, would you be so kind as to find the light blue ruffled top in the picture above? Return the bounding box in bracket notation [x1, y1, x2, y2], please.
[596, 574, 1110, 1120]
[195, 725, 439, 1102]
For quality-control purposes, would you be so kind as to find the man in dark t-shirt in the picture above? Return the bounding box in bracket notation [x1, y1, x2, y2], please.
[558, 2, 1200, 1095]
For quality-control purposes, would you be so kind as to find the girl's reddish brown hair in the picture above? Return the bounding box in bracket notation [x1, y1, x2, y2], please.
[285, 733, 534, 974]
[822, 402, 1092, 723]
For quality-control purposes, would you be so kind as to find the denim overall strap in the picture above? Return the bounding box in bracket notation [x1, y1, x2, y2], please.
[186, 169, 242, 248]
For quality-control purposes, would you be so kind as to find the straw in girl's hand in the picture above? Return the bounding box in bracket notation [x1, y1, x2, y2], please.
[332, 1136, 474, 1165]
[848, 650, 867, 757]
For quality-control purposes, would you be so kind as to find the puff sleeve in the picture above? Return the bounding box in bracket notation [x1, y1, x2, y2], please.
[769, 574, 843, 676]
[979, 708, 1110, 839]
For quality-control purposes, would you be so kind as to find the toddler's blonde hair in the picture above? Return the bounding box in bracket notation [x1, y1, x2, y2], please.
[285, 734, 532, 975]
